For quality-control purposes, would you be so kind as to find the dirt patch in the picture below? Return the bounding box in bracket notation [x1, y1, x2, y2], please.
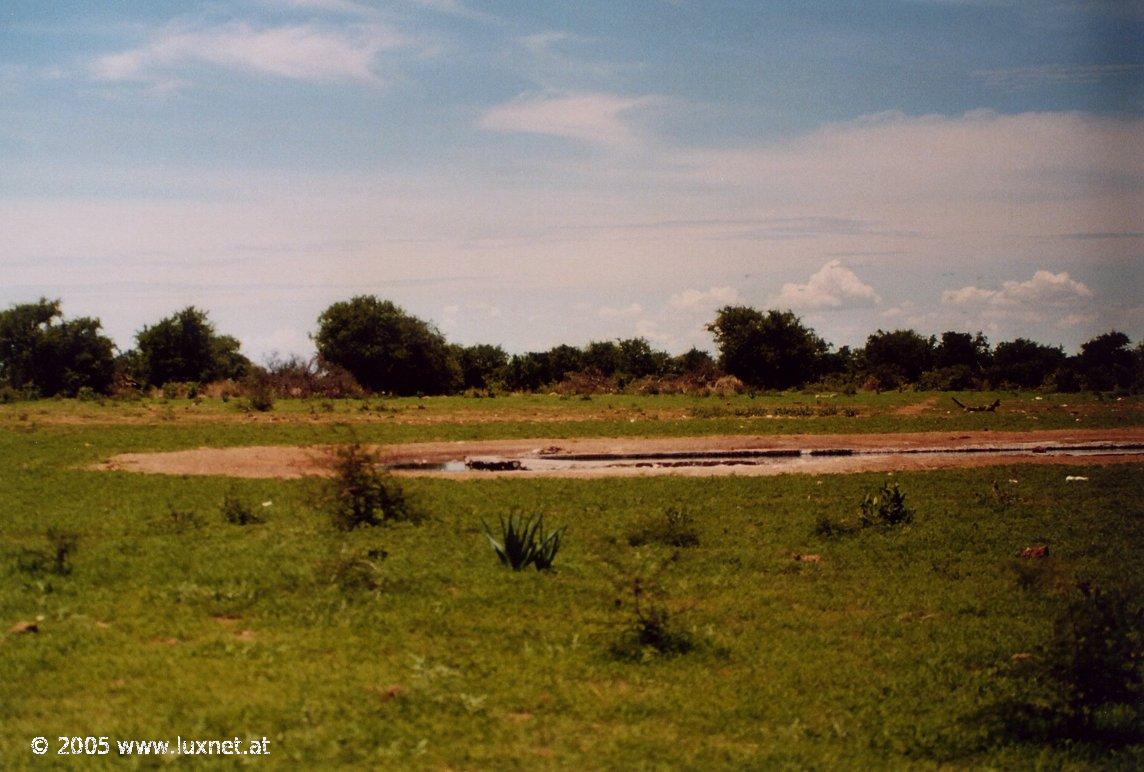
[894, 396, 939, 416]
[94, 428, 1144, 479]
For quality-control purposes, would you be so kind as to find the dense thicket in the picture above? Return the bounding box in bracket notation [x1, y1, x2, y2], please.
[314, 296, 459, 395]
[2, 295, 1142, 398]
[0, 298, 116, 397]
[129, 307, 250, 387]
[707, 307, 829, 389]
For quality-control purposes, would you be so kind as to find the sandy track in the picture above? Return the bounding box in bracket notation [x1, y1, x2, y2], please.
[94, 428, 1144, 479]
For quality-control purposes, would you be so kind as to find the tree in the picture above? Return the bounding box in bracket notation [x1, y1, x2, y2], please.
[672, 347, 718, 379]
[934, 331, 990, 372]
[707, 307, 829, 389]
[0, 298, 116, 396]
[314, 296, 459, 395]
[617, 338, 669, 380]
[859, 329, 935, 386]
[990, 338, 1066, 389]
[457, 344, 508, 390]
[134, 307, 249, 386]
[1077, 331, 1135, 391]
[583, 341, 623, 376]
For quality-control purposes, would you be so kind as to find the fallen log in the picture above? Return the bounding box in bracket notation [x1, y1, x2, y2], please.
[952, 397, 1000, 413]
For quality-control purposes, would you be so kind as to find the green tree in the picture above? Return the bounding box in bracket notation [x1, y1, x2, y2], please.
[859, 329, 935, 387]
[0, 298, 116, 397]
[456, 344, 508, 390]
[617, 337, 669, 380]
[1077, 331, 1135, 391]
[934, 331, 991, 372]
[990, 338, 1066, 389]
[707, 307, 829, 389]
[314, 296, 459, 395]
[134, 307, 250, 387]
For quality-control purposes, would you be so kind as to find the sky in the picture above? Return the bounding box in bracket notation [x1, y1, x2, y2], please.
[2, 0, 1142, 360]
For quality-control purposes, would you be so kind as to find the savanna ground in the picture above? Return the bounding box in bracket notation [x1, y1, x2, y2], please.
[1, 390, 1142, 768]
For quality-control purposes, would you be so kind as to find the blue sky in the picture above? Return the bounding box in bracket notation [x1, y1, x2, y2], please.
[2, 0, 1142, 358]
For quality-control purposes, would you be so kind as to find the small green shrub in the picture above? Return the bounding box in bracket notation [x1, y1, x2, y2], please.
[328, 443, 417, 530]
[627, 507, 699, 548]
[220, 490, 263, 525]
[483, 512, 565, 571]
[17, 528, 79, 576]
[1049, 584, 1143, 729]
[813, 514, 854, 538]
[246, 386, 274, 412]
[322, 547, 389, 592]
[166, 504, 204, 530]
[974, 480, 1016, 511]
[987, 583, 1144, 744]
[858, 482, 912, 527]
[610, 576, 694, 660]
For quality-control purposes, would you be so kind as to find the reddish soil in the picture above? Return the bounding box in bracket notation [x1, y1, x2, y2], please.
[94, 428, 1144, 479]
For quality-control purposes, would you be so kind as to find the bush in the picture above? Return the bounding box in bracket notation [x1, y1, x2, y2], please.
[134, 307, 249, 387]
[322, 546, 389, 592]
[813, 514, 853, 538]
[1049, 584, 1143, 728]
[483, 512, 564, 571]
[610, 575, 694, 660]
[243, 375, 275, 412]
[858, 482, 912, 527]
[627, 507, 699, 548]
[17, 527, 79, 576]
[327, 443, 416, 530]
[220, 490, 263, 525]
[314, 296, 459, 395]
[986, 583, 1144, 744]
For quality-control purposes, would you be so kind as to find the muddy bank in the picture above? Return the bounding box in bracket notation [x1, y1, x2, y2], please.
[94, 428, 1144, 479]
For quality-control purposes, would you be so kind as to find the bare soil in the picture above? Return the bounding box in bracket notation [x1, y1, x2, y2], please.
[95, 428, 1144, 479]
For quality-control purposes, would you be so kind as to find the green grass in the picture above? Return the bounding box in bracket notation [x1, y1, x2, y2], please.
[0, 400, 1141, 768]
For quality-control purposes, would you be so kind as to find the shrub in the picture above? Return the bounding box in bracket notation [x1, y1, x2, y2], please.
[858, 482, 912, 527]
[17, 527, 79, 576]
[988, 583, 1144, 744]
[627, 507, 699, 548]
[166, 504, 204, 530]
[220, 490, 263, 525]
[813, 514, 853, 538]
[610, 576, 694, 660]
[1049, 584, 1143, 729]
[482, 512, 565, 571]
[327, 443, 416, 530]
[322, 546, 389, 592]
[245, 379, 275, 412]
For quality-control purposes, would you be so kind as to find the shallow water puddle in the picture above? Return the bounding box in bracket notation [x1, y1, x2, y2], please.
[393, 442, 1144, 474]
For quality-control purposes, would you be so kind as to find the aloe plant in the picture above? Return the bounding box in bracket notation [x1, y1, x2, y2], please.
[483, 513, 565, 571]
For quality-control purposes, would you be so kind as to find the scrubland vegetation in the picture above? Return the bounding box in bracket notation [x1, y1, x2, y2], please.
[3, 296, 1143, 404]
[0, 396, 1139, 766]
[1, 293, 1141, 766]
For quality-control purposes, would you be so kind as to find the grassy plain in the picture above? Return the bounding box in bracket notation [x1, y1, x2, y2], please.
[1, 392, 1142, 768]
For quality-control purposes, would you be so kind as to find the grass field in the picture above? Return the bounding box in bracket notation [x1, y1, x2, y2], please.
[2, 393, 1142, 768]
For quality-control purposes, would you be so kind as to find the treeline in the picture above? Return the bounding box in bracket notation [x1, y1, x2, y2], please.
[1, 295, 1142, 400]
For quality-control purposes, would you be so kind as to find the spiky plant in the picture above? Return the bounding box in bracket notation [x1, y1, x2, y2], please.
[483, 513, 565, 571]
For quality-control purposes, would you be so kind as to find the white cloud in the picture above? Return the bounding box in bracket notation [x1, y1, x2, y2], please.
[676, 110, 1144, 238]
[91, 21, 407, 85]
[974, 63, 1144, 90]
[269, 0, 380, 16]
[407, 0, 487, 19]
[478, 90, 658, 147]
[773, 260, 881, 310]
[668, 286, 741, 310]
[597, 302, 644, 318]
[941, 270, 1094, 323]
